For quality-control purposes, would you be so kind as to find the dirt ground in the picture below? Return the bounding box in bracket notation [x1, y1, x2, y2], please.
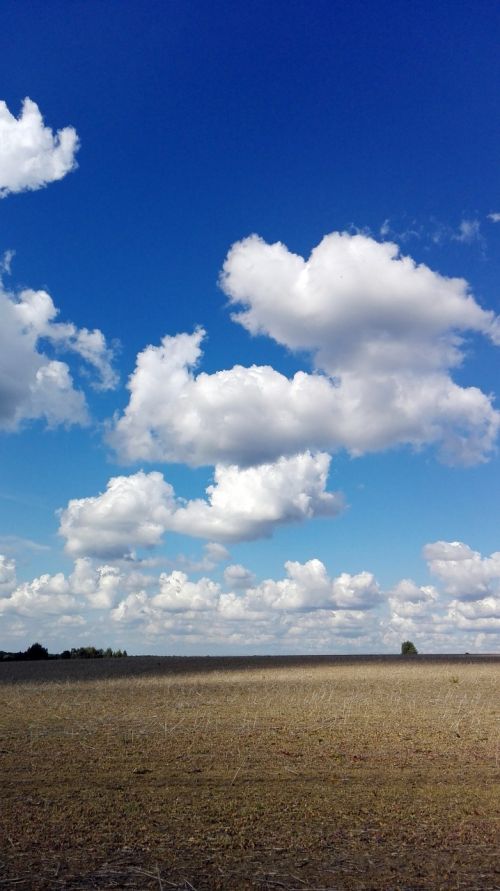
[1, 656, 499, 890]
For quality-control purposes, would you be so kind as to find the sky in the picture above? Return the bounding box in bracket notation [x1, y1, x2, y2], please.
[0, 0, 499, 655]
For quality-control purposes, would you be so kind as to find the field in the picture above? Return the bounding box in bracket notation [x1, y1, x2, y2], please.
[1, 656, 499, 890]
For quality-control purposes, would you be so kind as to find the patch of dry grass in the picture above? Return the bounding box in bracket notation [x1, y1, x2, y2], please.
[1, 659, 499, 889]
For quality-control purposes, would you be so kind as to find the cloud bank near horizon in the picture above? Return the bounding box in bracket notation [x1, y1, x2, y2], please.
[2, 541, 500, 653]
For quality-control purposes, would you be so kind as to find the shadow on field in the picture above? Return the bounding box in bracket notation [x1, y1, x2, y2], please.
[0, 652, 499, 684]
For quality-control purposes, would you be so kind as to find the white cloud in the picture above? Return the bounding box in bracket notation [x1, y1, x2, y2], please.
[1, 250, 15, 275]
[387, 579, 439, 625]
[384, 579, 445, 649]
[5, 540, 500, 652]
[0, 535, 50, 555]
[444, 594, 500, 635]
[69, 558, 124, 609]
[0, 555, 16, 595]
[0, 571, 77, 616]
[0, 282, 117, 431]
[56, 614, 86, 627]
[381, 541, 500, 652]
[171, 452, 343, 542]
[0, 556, 140, 619]
[110, 236, 500, 468]
[452, 219, 481, 244]
[221, 233, 498, 369]
[424, 540, 500, 601]
[110, 558, 382, 649]
[59, 471, 177, 559]
[284, 607, 373, 641]
[151, 571, 220, 612]
[224, 564, 255, 588]
[59, 453, 342, 558]
[240, 560, 381, 612]
[109, 329, 344, 466]
[204, 542, 230, 563]
[384, 542, 500, 646]
[170, 542, 231, 574]
[0, 98, 79, 198]
[487, 213, 500, 223]
[172, 542, 231, 573]
[13, 287, 118, 390]
[388, 578, 439, 615]
[110, 590, 151, 626]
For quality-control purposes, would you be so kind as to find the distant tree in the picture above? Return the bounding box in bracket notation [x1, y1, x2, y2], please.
[66, 645, 129, 659]
[24, 642, 49, 660]
[401, 640, 418, 656]
[64, 645, 128, 659]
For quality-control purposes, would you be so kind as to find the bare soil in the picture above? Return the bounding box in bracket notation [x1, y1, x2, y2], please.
[1, 656, 499, 890]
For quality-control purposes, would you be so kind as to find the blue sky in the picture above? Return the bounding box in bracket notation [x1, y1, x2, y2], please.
[1, 0, 499, 654]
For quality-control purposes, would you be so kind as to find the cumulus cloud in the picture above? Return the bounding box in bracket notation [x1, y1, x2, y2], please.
[424, 540, 500, 601]
[151, 571, 220, 612]
[384, 578, 445, 649]
[0, 282, 117, 431]
[109, 329, 343, 466]
[109, 331, 500, 469]
[0, 571, 77, 616]
[59, 471, 177, 559]
[171, 452, 343, 542]
[109, 590, 151, 626]
[69, 558, 124, 609]
[487, 213, 500, 223]
[221, 233, 499, 369]
[224, 564, 255, 589]
[59, 454, 343, 558]
[0, 556, 142, 619]
[110, 558, 382, 650]
[238, 560, 381, 612]
[110, 236, 500, 468]
[447, 597, 500, 628]
[0, 553, 381, 646]
[388, 578, 439, 616]
[12, 287, 118, 390]
[0, 98, 79, 198]
[384, 542, 500, 646]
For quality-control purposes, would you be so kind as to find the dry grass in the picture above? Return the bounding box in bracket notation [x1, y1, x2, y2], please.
[0, 657, 499, 889]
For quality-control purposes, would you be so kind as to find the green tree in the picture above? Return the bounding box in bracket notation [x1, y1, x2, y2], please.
[401, 640, 418, 656]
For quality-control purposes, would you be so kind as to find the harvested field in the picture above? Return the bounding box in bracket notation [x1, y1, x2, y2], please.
[0, 656, 499, 890]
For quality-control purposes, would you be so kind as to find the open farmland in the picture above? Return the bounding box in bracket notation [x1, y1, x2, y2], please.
[1, 657, 499, 890]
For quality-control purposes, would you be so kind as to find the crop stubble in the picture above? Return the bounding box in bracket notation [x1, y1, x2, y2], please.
[0, 658, 499, 889]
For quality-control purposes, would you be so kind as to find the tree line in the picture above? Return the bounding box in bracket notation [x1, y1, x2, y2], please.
[0, 642, 128, 661]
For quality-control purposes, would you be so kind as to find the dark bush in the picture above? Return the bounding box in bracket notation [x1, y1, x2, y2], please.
[24, 642, 49, 660]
